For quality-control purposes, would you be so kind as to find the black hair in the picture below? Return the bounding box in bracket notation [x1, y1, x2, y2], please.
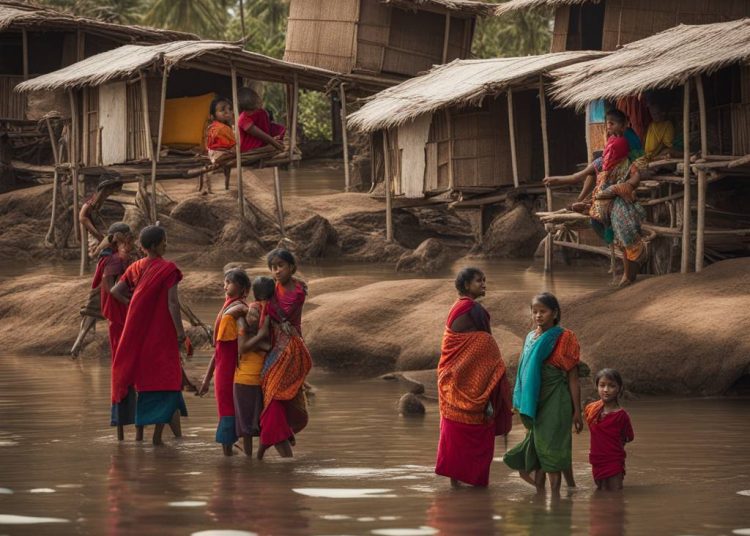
[595, 368, 624, 393]
[139, 225, 166, 250]
[210, 95, 232, 117]
[97, 171, 123, 192]
[266, 248, 296, 269]
[532, 292, 561, 325]
[107, 221, 131, 236]
[605, 108, 628, 126]
[252, 276, 275, 301]
[454, 267, 484, 296]
[224, 268, 251, 295]
[237, 87, 261, 111]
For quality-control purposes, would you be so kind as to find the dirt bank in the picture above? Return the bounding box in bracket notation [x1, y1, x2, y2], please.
[303, 258, 750, 396]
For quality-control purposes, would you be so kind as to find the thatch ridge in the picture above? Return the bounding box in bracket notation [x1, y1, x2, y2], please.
[383, 0, 502, 17]
[15, 40, 343, 93]
[347, 50, 605, 132]
[495, 0, 594, 15]
[550, 18, 750, 109]
[0, 0, 196, 42]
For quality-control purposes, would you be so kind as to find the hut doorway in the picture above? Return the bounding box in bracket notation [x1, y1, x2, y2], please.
[565, 1, 605, 51]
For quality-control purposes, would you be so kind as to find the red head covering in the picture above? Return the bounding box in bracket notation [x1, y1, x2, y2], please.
[602, 135, 629, 171]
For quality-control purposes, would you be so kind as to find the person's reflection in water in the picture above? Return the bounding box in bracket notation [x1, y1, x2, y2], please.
[426, 488, 497, 536]
[589, 490, 627, 536]
[502, 494, 574, 536]
[106, 450, 137, 536]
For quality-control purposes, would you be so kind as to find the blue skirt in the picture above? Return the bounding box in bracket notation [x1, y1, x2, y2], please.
[216, 416, 238, 445]
[110, 386, 137, 426]
[135, 391, 188, 426]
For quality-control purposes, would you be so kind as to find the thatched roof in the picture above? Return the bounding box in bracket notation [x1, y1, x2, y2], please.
[495, 0, 595, 15]
[550, 19, 750, 109]
[0, 0, 195, 42]
[383, 0, 502, 17]
[348, 50, 605, 132]
[14, 41, 345, 93]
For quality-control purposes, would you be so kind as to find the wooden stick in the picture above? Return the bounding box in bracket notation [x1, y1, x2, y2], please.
[151, 66, 168, 224]
[230, 64, 245, 218]
[44, 118, 60, 245]
[289, 73, 299, 164]
[695, 75, 708, 158]
[446, 109, 454, 189]
[273, 166, 285, 236]
[442, 13, 451, 63]
[507, 89, 519, 188]
[69, 90, 84, 276]
[539, 76, 552, 211]
[139, 73, 155, 222]
[681, 79, 691, 273]
[383, 130, 393, 243]
[82, 89, 89, 165]
[22, 29, 28, 81]
[339, 83, 351, 191]
[695, 169, 707, 272]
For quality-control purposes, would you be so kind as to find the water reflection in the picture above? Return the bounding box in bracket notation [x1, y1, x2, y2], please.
[589, 492, 626, 536]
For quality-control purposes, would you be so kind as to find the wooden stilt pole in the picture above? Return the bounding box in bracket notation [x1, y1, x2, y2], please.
[339, 83, 351, 191]
[507, 88, 519, 188]
[442, 13, 451, 64]
[383, 130, 393, 243]
[539, 76, 552, 211]
[69, 90, 84, 276]
[289, 73, 299, 164]
[45, 118, 59, 245]
[695, 75, 708, 272]
[544, 225, 553, 274]
[22, 29, 28, 81]
[139, 72, 156, 222]
[273, 166, 285, 236]
[681, 79, 691, 274]
[150, 67, 168, 224]
[231, 63, 245, 218]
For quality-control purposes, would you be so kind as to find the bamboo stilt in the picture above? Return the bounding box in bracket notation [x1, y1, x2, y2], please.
[442, 13, 451, 63]
[289, 74, 299, 164]
[507, 89, 519, 188]
[151, 67, 168, 224]
[45, 118, 59, 245]
[695, 75, 708, 272]
[681, 79, 692, 273]
[339, 83, 350, 191]
[22, 29, 28, 81]
[69, 90, 84, 276]
[273, 166, 285, 236]
[383, 130, 393, 243]
[139, 73, 155, 222]
[539, 77, 552, 211]
[230, 64, 245, 218]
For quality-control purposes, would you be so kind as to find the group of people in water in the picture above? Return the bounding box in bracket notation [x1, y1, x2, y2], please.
[436, 267, 634, 492]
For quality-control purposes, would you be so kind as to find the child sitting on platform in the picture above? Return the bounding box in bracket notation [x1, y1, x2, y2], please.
[204, 96, 235, 192]
[237, 87, 285, 153]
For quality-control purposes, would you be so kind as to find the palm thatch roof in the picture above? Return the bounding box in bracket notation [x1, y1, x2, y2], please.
[348, 50, 605, 132]
[0, 0, 195, 43]
[383, 0, 502, 17]
[550, 19, 750, 109]
[15, 41, 344, 93]
[495, 0, 595, 15]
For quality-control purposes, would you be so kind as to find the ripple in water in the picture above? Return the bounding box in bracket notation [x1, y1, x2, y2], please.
[371, 527, 438, 536]
[0, 514, 69, 524]
[0, 488, 13, 494]
[169, 501, 208, 507]
[29, 488, 56, 493]
[191, 531, 258, 536]
[737, 490, 750, 497]
[293, 488, 396, 498]
[733, 530, 750, 536]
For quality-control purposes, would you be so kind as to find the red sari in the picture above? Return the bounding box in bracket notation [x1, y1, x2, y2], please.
[435, 298, 512, 487]
[585, 401, 635, 482]
[111, 257, 183, 404]
[212, 297, 244, 445]
[91, 251, 129, 358]
[259, 281, 311, 447]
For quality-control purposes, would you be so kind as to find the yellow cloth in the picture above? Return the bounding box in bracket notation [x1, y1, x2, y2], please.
[162, 93, 215, 147]
[644, 120, 674, 157]
[235, 350, 265, 386]
[216, 314, 237, 342]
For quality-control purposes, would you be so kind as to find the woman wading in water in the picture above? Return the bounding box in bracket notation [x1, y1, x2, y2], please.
[504, 293, 582, 494]
[435, 267, 512, 487]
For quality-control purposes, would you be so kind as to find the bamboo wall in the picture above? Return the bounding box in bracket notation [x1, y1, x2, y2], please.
[425, 110, 451, 192]
[0, 75, 26, 119]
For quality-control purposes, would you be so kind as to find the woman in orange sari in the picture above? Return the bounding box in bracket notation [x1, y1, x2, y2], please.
[435, 267, 512, 487]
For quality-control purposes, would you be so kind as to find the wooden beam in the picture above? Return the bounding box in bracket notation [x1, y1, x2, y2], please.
[82, 88, 89, 165]
[139, 72, 155, 222]
[151, 66, 168, 225]
[44, 118, 59, 246]
[442, 13, 451, 63]
[383, 130, 393, 243]
[69, 90, 84, 276]
[339, 83, 351, 191]
[289, 73, 299, 163]
[21, 29, 28, 81]
[231, 64, 245, 218]
[695, 75, 708, 158]
[695, 169, 707, 272]
[507, 89, 519, 188]
[539, 76, 552, 211]
[76, 29, 84, 61]
[446, 109, 454, 189]
[273, 166, 285, 236]
[681, 79, 691, 273]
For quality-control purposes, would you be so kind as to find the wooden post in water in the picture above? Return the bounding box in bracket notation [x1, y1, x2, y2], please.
[539, 76, 552, 212]
[383, 130, 393, 243]
[544, 225, 553, 275]
[339, 83, 351, 191]
[681, 79, 691, 274]
[69, 90, 84, 276]
[150, 66, 168, 225]
[695, 75, 708, 272]
[507, 88, 519, 188]
[139, 72, 155, 222]
[230, 63, 245, 218]
[273, 166, 285, 237]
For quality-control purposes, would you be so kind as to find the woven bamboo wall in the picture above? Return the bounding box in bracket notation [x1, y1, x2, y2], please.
[84, 87, 99, 165]
[0, 75, 26, 119]
[396, 113, 432, 197]
[551, 6, 570, 53]
[382, 8, 447, 76]
[355, 0, 390, 73]
[284, 0, 359, 73]
[426, 110, 450, 192]
[100, 81, 127, 165]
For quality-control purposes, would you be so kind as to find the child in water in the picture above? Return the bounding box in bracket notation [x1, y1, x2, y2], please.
[584, 368, 635, 491]
[234, 276, 276, 457]
[204, 96, 235, 192]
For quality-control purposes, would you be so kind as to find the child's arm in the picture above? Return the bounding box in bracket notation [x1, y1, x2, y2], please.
[226, 303, 249, 319]
[110, 280, 131, 305]
[568, 367, 583, 433]
[622, 413, 635, 444]
[243, 123, 284, 152]
[168, 284, 187, 346]
[198, 356, 215, 396]
[79, 202, 103, 241]
[239, 314, 271, 354]
[102, 274, 118, 293]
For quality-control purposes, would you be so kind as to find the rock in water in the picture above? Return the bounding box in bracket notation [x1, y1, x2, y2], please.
[398, 393, 425, 416]
[395, 238, 448, 274]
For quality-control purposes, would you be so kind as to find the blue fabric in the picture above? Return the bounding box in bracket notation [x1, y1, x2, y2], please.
[215, 416, 238, 445]
[110, 386, 136, 426]
[588, 99, 607, 123]
[135, 391, 187, 426]
[513, 326, 564, 422]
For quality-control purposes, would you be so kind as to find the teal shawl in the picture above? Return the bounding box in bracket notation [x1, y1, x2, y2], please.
[513, 326, 564, 421]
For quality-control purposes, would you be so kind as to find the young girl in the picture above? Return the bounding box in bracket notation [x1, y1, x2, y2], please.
[234, 276, 276, 457]
[110, 225, 187, 446]
[585, 368, 635, 491]
[205, 96, 235, 192]
[198, 268, 251, 456]
[504, 292, 583, 494]
[237, 88, 285, 153]
[90, 222, 134, 440]
[257, 248, 312, 460]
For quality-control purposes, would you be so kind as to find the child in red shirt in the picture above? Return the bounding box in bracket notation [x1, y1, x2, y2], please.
[237, 87, 285, 153]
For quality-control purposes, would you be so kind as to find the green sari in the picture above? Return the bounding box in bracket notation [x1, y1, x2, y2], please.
[503, 364, 573, 473]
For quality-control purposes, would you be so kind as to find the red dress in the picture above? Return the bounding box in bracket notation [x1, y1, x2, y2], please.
[585, 401, 635, 481]
[91, 251, 129, 358]
[238, 109, 285, 152]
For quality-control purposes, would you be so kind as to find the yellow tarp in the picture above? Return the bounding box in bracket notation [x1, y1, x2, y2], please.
[161, 93, 214, 147]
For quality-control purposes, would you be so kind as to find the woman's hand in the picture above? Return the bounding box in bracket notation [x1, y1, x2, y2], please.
[543, 176, 563, 187]
[198, 379, 210, 397]
[573, 412, 584, 434]
[595, 189, 615, 200]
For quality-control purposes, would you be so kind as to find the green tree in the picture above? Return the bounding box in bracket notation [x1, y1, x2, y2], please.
[36, 0, 146, 24]
[473, 2, 552, 58]
[142, 0, 228, 38]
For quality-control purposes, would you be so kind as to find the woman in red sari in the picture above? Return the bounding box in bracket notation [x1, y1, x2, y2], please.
[92, 222, 135, 440]
[435, 267, 512, 487]
[257, 249, 312, 460]
[199, 268, 251, 456]
[110, 225, 187, 446]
